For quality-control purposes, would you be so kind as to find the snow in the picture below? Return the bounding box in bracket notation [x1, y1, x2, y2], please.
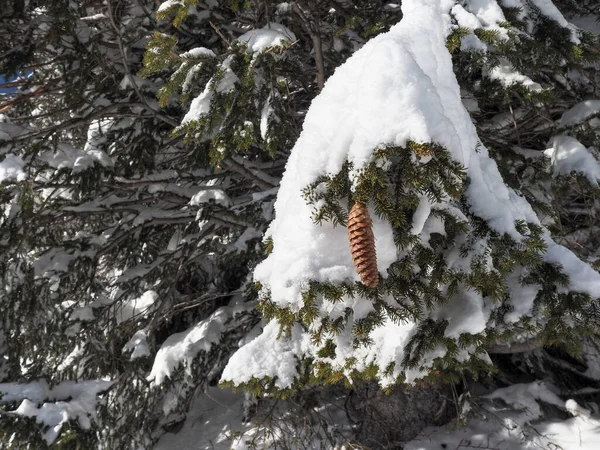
[155, 380, 600, 450]
[505, 268, 540, 323]
[122, 329, 151, 359]
[558, 100, 600, 128]
[451, 4, 482, 30]
[432, 287, 491, 337]
[465, 0, 508, 30]
[405, 381, 600, 450]
[40, 122, 113, 172]
[149, 302, 250, 385]
[223, 0, 600, 389]
[79, 119, 114, 171]
[488, 59, 543, 91]
[529, 0, 581, 44]
[238, 23, 296, 54]
[544, 135, 600, 185]
[0, 154, 25, 182]
[410, 194, 434, 235]
[180, 47, 215, 59]
[181, 56, 239, 125]
[0, 379, 112, 445]
[220, 321, 310, 389]
[115, 290, 158, 324]
[260, 94, 274, 140]
[154, 387, 245, 450]
[157, 0, 183, 13]
[33, 248, 94, 279]
[189, 188, 232, 207]
[451, 5, 488, 51]
[571, 15, 600, 35]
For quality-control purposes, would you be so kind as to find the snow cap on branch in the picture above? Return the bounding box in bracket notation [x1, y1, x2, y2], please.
[222, 0, 600, 388]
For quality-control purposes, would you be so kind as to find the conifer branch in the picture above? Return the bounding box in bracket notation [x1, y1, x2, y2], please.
[223, 156, 278, 190]
[487, 337, 543, 354]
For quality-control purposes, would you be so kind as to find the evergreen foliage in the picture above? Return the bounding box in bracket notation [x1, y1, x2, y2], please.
[0, 0, 600, 448]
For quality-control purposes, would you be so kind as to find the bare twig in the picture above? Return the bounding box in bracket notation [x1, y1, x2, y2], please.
[292, 1, 325, 90]
[209, 20, 231, 46]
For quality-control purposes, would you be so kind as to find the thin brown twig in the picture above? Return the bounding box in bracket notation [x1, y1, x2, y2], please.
[292, 1, 325, 90]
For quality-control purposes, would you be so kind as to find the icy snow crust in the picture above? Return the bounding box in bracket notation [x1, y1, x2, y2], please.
[223, 0, 600, 388]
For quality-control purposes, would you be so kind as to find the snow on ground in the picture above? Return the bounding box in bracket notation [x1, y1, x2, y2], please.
[154, 387, 245, 450]
[570, 15, 600, 35]
[406, 381, 600, 450]
[155, 381, 600, 450]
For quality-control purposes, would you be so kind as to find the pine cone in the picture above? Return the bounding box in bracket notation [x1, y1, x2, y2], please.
[348, 202, 379, 287]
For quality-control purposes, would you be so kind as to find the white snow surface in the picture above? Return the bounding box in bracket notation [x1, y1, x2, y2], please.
[0, 379, 112, 444]
[238, 23, 296, 54]
[221, 321, 311, 388]
[181, 56, 239, 125]
[221, 0, 600, 389]
[559, 100, 600, 128]
[0, 154, 26, 182]
[115, 290, 158, 324]
[155, 381, 600, 450]
[406, 381, 600, 449]
[38, 120, 114, 173]
[545, 135, 600, 185]
[529, 0, 581, 43]
[189, 188, 232, 207]
[488, 59, 543, 92]
[157, 0, 183, 13]
[154, 387, 245, 450]
[180, 47, 215, 59]
[149, 298, 252, 385]
[571, 15, 600, 35]
[122, 329, 151, 359]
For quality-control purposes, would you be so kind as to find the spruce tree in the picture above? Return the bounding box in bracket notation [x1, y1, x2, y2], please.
[1, 0, 600, 449]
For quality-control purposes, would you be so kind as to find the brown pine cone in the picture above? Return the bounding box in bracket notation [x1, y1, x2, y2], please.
[348, 202, 379, 287]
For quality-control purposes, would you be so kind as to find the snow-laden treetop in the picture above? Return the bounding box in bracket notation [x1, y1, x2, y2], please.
[254, 0, 600, 311]
[222, 0, 600, 388]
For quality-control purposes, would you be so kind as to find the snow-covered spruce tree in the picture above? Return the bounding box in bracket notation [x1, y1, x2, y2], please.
[0, 1, 280, 448]
[213, 0, 600, 445]
[2, 0, 600, 448]
[1, 0, 398, 447]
